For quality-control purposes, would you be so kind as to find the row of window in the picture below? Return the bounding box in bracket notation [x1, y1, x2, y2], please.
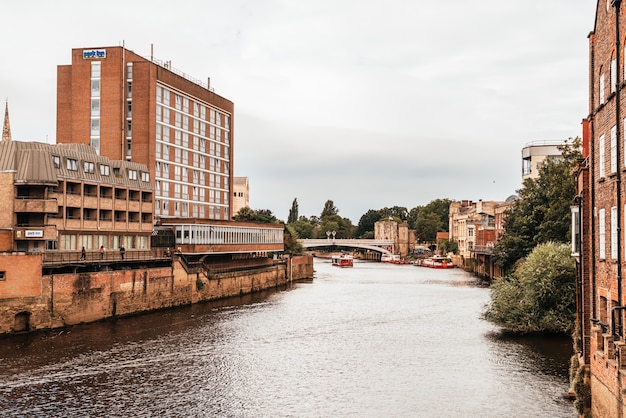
[172, 224, 283, 245]
[155, 199, 227, 219]
[597, 122, 626, 178]
[53, 207, 152, 223]
[598, 206, 622, 260]
[52, 155, 150, 182]
[156, 85, 231, 130]
[59, 234, 149, 251]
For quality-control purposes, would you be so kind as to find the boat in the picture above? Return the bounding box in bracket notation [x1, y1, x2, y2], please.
[331, 254, 354, 267]
[381, 254, 410, 264]
[418, 255, 455, 269]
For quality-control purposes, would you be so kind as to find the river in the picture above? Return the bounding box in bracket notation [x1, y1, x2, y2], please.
[0, 259, 575, 417]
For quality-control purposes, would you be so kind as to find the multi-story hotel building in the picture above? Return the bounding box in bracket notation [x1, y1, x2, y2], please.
[57, 46, 234, 222]
[0, 139, 154, 253]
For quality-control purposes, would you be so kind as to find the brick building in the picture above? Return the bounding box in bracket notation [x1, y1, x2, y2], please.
[0, 139, 153, 252]
[57, 46, 234, 222]
[577, 2, 626, 416]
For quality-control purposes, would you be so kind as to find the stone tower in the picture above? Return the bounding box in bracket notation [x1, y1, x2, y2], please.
[2, 99, 11, 142]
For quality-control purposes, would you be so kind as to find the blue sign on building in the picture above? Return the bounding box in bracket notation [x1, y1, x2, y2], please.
[83, 49, 106, 59]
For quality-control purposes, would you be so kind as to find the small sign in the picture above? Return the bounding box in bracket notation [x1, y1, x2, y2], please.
[25, 230, 43, 238]
[83, 49, 106, 59]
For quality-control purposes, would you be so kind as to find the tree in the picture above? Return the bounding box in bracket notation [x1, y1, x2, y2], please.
[421, 199, 452, 232]
[315, 214, 355, 239]
[414, 211, 443, 242]
[284, 224, 305, 255]
[287, 198, 299, 224]
[438, 238, 458, 255]
[233, 207, 280, 224]
[493, 138, 581, 273]
[321, 200, 339, 218]
[380, 206, 409, 221]
[483, 242, 576, 334]
[356, 209, 383, 238]
[291, 218, 314, 239]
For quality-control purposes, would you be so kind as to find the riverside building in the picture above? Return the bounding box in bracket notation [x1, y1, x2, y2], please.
[57, 46, 234, 223]
[0, 139, 153, 253]
[576, 2, 626, 416]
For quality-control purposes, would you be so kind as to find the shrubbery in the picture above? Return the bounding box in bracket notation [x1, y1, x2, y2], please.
[483, 242, 576, 334]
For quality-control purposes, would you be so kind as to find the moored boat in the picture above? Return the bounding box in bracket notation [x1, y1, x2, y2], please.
[332, 254, 354, 267]
[418, 255, 455, 269]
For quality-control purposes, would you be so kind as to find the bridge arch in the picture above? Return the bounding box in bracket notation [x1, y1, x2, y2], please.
[299, 239, 394, 256]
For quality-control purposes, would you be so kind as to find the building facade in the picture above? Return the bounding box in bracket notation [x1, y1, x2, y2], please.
[0, 140, 154, 253]
[57, 46, 234, 222]
[521, 140, 563, 182]
[232, 176, 249, 215]
[577, 2, 626, 416]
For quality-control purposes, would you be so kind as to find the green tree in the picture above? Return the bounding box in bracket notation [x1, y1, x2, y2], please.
[316, 214, 355, 239]
[284, 224, 305, 255]
[380, 206, 409, 221]
[421, 199, 452, 232]
[493, 138, 580, 273]
[291, 218, 314, 239]
[414, 211, 443, 242]
[321, 200, 339, 218]
[438, 238, 458, 255]
[356, 209, 383, 238]
[233, 207, 280, 224]
[407, 206, 420, 230]
[287, 198, 299, 224]
[483, 242, 576, 334]
[234, 206, 257, 222]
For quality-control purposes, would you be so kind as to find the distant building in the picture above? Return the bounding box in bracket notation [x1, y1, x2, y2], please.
[57, 46, 234, 222]
[374, 219, 411, 257]
[521, 140, 562, 182]
[232, 176, 249, 215]
[449, 200, 503, 277]
[0, 140, 153, 252]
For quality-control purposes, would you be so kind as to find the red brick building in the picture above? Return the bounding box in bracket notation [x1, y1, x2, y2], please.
[57, 46, 234, 222]
[578, 2, 626, 416]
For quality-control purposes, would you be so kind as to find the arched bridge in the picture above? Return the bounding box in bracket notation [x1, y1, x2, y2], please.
[299, 239, 394, 256]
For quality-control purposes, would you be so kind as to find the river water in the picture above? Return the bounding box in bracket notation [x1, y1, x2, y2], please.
[0, 260, 575, 417]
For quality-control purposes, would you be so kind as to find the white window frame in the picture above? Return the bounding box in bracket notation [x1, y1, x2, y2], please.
[611, 125, 617, 173]
[600, 134, 606, 178]
[600, 208, 606, 259]
[612, 206, 618, 259]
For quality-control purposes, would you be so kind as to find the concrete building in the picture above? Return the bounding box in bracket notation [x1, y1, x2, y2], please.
[0, 139, 153, 253]
[576, 2, 626, 416]
[232, 176, 249, 215]
[57, 46, 234, 222]
[521, 140, 562, 182]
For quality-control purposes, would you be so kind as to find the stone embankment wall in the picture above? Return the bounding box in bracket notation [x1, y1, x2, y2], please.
[0, 254, 314, 335]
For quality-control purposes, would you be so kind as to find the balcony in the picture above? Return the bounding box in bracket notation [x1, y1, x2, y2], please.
[472, 244, 494, 255]
[14, 198, 58, 214]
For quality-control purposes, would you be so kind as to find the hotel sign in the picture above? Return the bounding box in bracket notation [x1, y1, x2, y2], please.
[83, 49, 106, 59]
[25, 230, 44, 238]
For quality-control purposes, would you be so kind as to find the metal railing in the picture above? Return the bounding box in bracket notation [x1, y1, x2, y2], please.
[41, 248, 172, 265]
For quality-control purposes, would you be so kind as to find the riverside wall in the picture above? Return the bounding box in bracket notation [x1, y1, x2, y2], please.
[0, 254, 314, 335]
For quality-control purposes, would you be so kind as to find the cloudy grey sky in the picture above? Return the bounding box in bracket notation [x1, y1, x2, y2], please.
[1, 0, 596, 223]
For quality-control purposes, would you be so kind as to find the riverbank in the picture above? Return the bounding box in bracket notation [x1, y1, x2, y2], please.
[0, 254, 313, 336]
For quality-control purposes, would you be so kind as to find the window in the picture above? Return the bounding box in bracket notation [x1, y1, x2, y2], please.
[141, 172, 150, 182]
[100, 164, 110, 176]
[611, 126, 617, 172]
[84, 161, 95, 174]
[600, 73, 606, 105]
[600, 134, 606, 178]
[612, 206, 618, 259]
[66, 158, 78, 171]
[612, 57, 617, 93]
[600, 208, 606, 259]
[52, 156, 60, 168]
[0, 271, 6, 281]
[128, 169, 138, 180]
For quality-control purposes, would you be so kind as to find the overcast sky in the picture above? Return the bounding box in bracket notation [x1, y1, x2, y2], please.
[1, 0, 596, 223]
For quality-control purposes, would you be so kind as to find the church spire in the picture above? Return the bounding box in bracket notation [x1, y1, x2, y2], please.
[2, 99, 11, 141]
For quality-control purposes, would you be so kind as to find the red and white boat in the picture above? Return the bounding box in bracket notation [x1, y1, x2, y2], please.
[418, 255, 455, 269]
[332, 254, 354, 267]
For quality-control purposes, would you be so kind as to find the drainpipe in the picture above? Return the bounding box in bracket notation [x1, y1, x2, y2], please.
[614, 0, 624, 338]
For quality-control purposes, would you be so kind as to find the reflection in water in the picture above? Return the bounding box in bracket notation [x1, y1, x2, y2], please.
[0, 260, 575, 417]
